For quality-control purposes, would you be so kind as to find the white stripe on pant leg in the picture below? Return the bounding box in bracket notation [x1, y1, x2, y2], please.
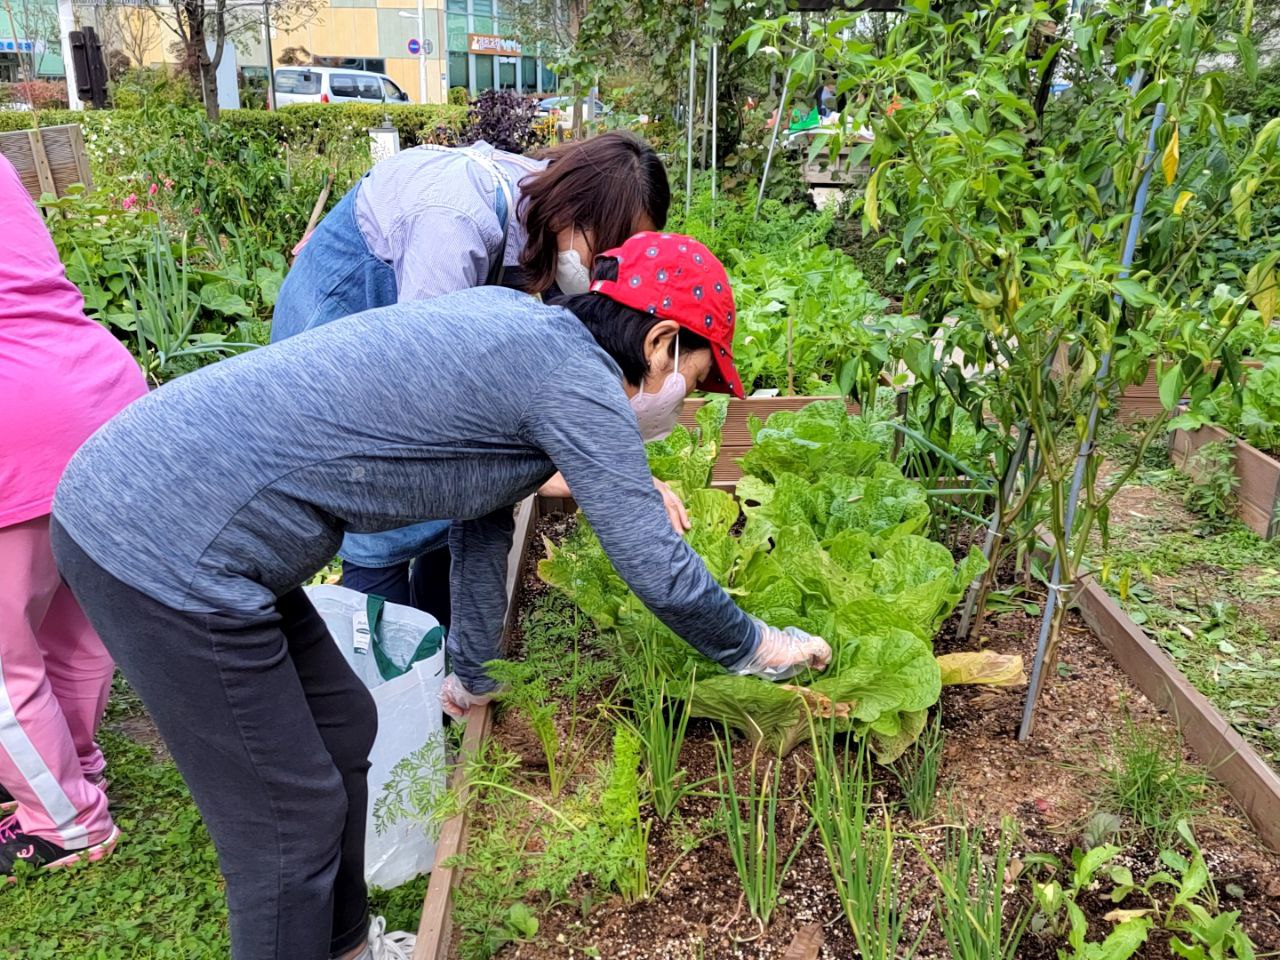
[0, 645, 88, 849]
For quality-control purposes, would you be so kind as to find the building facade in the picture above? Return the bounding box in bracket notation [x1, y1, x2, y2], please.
[1, 0, 555, 104]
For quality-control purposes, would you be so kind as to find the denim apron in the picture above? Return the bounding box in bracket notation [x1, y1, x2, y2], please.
[271, 147, 514, 567]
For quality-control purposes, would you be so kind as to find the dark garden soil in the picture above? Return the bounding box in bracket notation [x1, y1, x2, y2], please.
[455, 512, 1280, 960]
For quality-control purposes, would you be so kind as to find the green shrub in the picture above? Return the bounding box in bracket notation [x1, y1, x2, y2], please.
[3, 104, 467, 257]
[449, 85, 470, 106]
[109, 67, 200, 111]
[1223, 61, 1280, 120]
[0, 103, 467, 143]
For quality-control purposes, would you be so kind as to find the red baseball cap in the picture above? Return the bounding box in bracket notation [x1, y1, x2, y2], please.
[590, 232, 745, 399]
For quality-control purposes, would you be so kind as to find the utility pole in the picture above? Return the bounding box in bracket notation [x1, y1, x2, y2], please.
[416, 0, 425, 102]
[56, 0, 82, 109]
[262, 0, 275, 109]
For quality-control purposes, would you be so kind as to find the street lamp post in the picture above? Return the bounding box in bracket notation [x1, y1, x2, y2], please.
[397, 8, 427, 103]
[262, 0, 275, 110]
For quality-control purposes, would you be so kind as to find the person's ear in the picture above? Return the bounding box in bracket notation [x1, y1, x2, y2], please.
[642, 320, 680, 373]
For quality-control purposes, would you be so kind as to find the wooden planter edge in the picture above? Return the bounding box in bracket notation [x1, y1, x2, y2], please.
[1168, 421, 1280, 539]
[412, 494, 539, 960]
[1071, 578, 1280, 853]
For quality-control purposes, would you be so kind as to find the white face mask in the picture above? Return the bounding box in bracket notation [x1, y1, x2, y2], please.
[555, 248, 592, 295]
[630, 341, 685, 442]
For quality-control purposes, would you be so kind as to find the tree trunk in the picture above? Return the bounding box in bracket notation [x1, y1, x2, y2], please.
[181, 0, 220, 120]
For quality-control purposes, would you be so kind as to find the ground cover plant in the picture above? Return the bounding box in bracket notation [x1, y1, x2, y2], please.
[671, 183, 897, 398]
[1090, 426, 1280, 771]
[0, 677, 424, 958]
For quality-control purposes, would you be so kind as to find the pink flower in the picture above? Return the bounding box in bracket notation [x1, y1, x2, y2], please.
[122, 193, 138, 210]
[164, 178, 174, 189]
[148, 183, 159, 196]
[192, 206, 201, 216]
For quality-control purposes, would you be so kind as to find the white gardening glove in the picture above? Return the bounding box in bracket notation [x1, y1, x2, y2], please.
[441, 673, 495, 720]
[732, 619, 832, 682]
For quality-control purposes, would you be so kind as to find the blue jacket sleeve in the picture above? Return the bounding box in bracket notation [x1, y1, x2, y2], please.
[521, 350, 757, 670]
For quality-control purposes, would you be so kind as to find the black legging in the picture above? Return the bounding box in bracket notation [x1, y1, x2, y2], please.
[52, 520, 376, 960]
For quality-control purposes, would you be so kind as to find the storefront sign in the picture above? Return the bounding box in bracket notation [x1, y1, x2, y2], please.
[0, 39, 35, 53]
[467, 34, 521, 56]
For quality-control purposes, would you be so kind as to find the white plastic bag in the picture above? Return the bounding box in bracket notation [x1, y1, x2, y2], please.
[306, 584, 445, 889]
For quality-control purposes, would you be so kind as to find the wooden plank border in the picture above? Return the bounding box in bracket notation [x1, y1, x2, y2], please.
[1169, 421, 1280, 540]
[413, 495, 540, 960]
[1072, 579, 1280, 853]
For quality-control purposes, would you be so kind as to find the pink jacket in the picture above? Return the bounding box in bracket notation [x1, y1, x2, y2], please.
[0, 156, 147, 528]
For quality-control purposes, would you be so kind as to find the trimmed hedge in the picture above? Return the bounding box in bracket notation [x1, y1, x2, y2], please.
[0, 103, 468, 144]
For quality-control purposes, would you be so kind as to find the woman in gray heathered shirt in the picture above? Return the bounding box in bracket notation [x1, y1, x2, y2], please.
[52, 234, 830, 960]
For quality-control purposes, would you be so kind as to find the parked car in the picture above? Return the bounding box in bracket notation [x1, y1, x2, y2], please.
[274, 67, 410, 106]
[536, 95, 609, 118]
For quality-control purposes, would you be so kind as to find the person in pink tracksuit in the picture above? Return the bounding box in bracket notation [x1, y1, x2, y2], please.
[0, 154, 147, 874]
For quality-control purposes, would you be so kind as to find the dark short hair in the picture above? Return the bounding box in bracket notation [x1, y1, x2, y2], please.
[518, 131, 671, 295]
[557, 257, 708, 387]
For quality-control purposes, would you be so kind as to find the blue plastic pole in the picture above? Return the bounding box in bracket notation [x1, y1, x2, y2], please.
[1018, 100, 1168, 740]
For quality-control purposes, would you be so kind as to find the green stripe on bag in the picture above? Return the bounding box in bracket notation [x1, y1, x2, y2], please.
[366, 595, 445, 682]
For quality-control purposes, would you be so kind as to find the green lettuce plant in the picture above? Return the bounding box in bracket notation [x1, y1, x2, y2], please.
[539, 399, 1009, 760]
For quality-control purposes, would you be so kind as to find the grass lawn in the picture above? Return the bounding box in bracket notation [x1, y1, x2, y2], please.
[0, 678, 427, 959]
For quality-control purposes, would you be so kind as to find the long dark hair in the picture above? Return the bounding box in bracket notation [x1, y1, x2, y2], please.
[518, 131, 670, 295]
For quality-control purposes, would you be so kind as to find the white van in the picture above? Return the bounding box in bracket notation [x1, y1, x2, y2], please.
[274, 67, 411, 106]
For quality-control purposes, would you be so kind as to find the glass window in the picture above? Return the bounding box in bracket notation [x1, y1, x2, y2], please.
[474, 55, 494, 91]
[472, 1, 495, 34]
[448, 51, 469, 90]
[446, 11, 468, 51]
[521, 56, 536, 92]
[274, 69, 320, 94]
[382, 78, 407, 101]
[330, 74, 361, 98]
[498, 57, 516, 90]
[446, 0, 466, 9]
[540, 62, 557, 93]
[357, 76, 384, 100]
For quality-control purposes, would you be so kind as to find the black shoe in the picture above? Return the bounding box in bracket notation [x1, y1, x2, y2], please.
[0, 817, 119, 876]
[0, 785, 14, 814]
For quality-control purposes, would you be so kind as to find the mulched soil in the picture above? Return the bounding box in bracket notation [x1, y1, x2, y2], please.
[454, 511, 1280, 960]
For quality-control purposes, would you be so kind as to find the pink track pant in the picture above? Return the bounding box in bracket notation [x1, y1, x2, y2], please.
[0, 514, 114, 848]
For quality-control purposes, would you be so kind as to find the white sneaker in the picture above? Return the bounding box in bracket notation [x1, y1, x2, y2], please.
[367, 915, 416, 960]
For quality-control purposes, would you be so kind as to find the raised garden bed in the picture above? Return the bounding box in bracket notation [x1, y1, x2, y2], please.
[1169, 421, 1280, 539]
[412, 506, 1280, 960]
[410, 408, 1280, 960]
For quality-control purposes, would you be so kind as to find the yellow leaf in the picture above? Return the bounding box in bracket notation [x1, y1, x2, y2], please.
[1247, 263, 1276, 324]
[864, 162, 885, 231]
[937, 651, 1026, 688]
[1104, 908, 1154, 924]
[1173, 190, 1193, 215]
[1162, 126, 1179, 186]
